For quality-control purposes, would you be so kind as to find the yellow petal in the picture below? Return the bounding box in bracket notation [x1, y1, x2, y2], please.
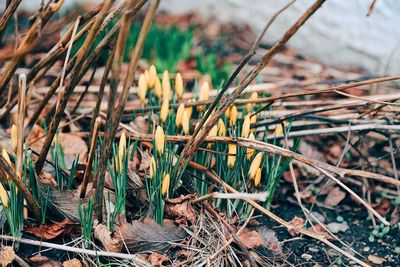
[182, 111, 190, 135]
[197, 82, 210, 111]
[227, 144, 237, 169]
[148, 65, 157, 88]
[229, 106, 238, 126]
[138, 73, 148, 104]
[149, 156, 156, 179]
[241, 115, 251, 138]
[254, 168, 262, 187]
[175, 103, 185, 127]
[11, 124, 17, 152]
[207, 125, 218, 148]
[246, 133, 255, 160]
[0, 183, 8, 208]
[160, 100, 169, 123]
[217, 119, 226, 137]
[175, 72, 184, 99]
[185, 98, 194, 119]
[2, 149, 11, 166]
[250, 114, 257, 133]
[161, 173, 170, 196]
[155, 126, 165, 155]
[118, 132, 126, 173]
[248, 152, 263, 180]
[162, 71, 171, 101]
[154, 77, 162, 99]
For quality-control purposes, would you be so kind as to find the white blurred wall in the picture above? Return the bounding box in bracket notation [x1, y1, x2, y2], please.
[4, 0, 400, 74]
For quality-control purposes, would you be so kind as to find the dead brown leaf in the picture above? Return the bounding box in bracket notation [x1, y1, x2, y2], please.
[63, 259, 82, 267]
[94, 223, 122, 253]
[147, 252, 169, 266]
[0, 247, 15, 267]
[239, 229, 261, 249]
[165, 195, 197, 224]
[115, 218, 188, 253]
[324, 187, 346, 206]
[24, 218, 80, 240]
[28, 255, 62, 267]
[288, 216, 305, 237]
[368, 254, 385, 265]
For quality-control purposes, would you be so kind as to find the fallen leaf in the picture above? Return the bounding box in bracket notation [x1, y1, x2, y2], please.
[239, 229, 261, 249]
[63, 259, 82, 267]
[148, 252, 169, 266]
[94, 223, 122, 253]
[165, 195, 197, 224]
[239, 227, 282, 255]
[115, 218, 188, 253]
[368, 255, 385, 265]
[24, 218, 80, 240]
[28, 255, 62, 267]
[288, 216, 305, 236]
[0, 246, 15, 266]
[309, 224, 334, 240]
[324, 187, 345, 206]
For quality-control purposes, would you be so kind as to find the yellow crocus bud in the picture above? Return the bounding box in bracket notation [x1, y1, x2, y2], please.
[144, 70, 150, 89]
[217, 119, 226, 137]
[250, 114, 256, 133]
[176, 103, 185, 127]
[246, 91, 258, 113]
[246, 133, 255, 160]
[254, 168, 262, 187]
[207, 125, 218, 148]
[197, 82, 210, 111]
[175, 72, 184, 99]
[229, 106, 238, 126]
[24, 199, 28, 219]
[241, 115, 251, 138]
[160, 100, 169, 123]
[149, 156, 156, 179]
[11, 124, 17, 152]
[138, 74, 148, 104]
[161, 173, 170, 196]
[227, 144, 237, 169]
[273, 121, 286, 136]
[154, 77, 162, 99]
[162, 71, 171, 100]
[148, 65, 157, 88]
[2, 149, 11, 166]
[248, 152, 263, 180]
[182, 111, 190, 135]
[225, 107, 230, 119]
[155, 126, 165, 155]
[117, 132, 126, 173]
[185, 99, 194, 119]
[0, 183, 8, 208]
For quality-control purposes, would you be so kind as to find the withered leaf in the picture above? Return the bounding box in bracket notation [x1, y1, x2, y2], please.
[24, 218, 80, 240]
[324, 187, 345, 207]
[147, 252, 169, 266]
[115, 218, 188, 253]
[63, 259, 82, 267]
[28, 255, 62, 267]
[0, 246, 15, 267]
[165, 195, 197, 224]
[94, 223, 122, 253]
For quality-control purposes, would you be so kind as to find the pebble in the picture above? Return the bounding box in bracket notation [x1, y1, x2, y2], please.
[363, 246, 370, 252]
[308, 247, 319, 253]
